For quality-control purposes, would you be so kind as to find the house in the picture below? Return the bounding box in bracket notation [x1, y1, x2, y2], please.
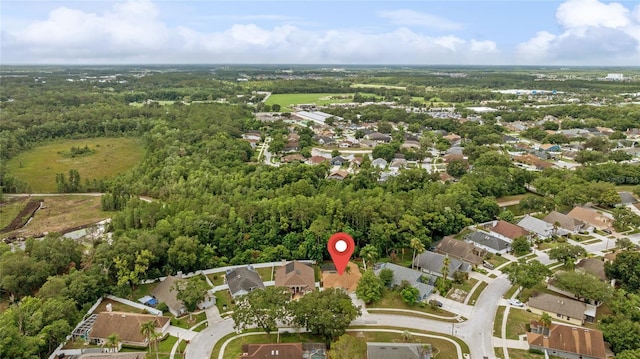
[527, 321, 606, 359]
[365, 132, 391, 143]
[225, 266, 265, 298]
[517, 215, 554, 239]
[502, 135, 519, 144]
[540, 143, 561, 152]
[367, 342, 431, 359]
[464, 231, 511, 254]
[274, 261, 316, 297]
[575, 258, 607, 282]
[240, 343, 326, 359]
[330, 156, 347, 166]
[88, 312, 170, 348]
[542, 211, 584, 234]
[389, 158, 408, 170]
[321, 262, 361, 293]
[413, 251, 471, 279]
[371, 158, 388, 169]
[490, 220, 532, 241]
[150, 276, 202, 317]
[434, 236, 486, 266]
[282, 154, 306, 163]
[528, 293, 593, 325]
[514, 154, 553, 170]
[373, 263, 434, 302]
[443, 133, 461, 143]
[350, 157, 364, 168]
[307, 156, 328, 165]
[401, 140, 421, 150]
[566, 207, 612, 231]
[314, 135, 335, 146]
[327, 169, 349, 181]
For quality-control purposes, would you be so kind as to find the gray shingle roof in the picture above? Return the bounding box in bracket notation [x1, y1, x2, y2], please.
[465, 231, 511, 252]
[413, 251, 471, 277]
[226, 267, 265, 297]
[528, 293, 586, 320]
[373, 263, 434, 300]
[517, 215, 553, 237]
[367, 342, 431, 359]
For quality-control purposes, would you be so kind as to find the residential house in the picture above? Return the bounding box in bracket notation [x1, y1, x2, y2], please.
[367, 342, 431, 359]
[89, 312, 170, 348]
[282, 154, 306, 163]
[542, 211, 584, 234]
[327, 169, 349, 181]
[321, 262, 361, 293]
[446, 146, 464, 156]
[566, 207, 612, 231]
[330, 156, 347, 166]
[443, 153, 465, 163]
[225, 266, 265, 298]
[373, 263, 434, 302]
[240, 343, 326, 359]
[339, 140, 354, 148]
[434, 236, 486, 266]
[389, 158, 408, 171]
[540, 143, 561, 152]
[350, 157, 364, 168]
[528, 293, 593, 325]
[502, 135, 519, 144]
[413, 251, 471, 279]
[527, 321, 606, 359]
[489, 220, 532, 241]
[274, 261, 316, 297]
[517, 215, 554, 239]
[314, 135, 335, 146]
[438, 172, 455, 183]
[443, 133, 461, 143]
[464, 231, 511, 254]
[575, 258, 607, 282]
[365, 132, 391, 143]
[514, 154, 553, 170]
[401, 140, 421, 150]
[371, 158, 388, 169]
[307, 156, 328, 165]
[151, 276, 187, 317]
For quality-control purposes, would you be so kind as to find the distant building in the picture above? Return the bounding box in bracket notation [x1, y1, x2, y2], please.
[528, 293, 594, 325]
[604, 73, 624, 81]
[527, 321, 606, 359]
[225, 266, 265, 298]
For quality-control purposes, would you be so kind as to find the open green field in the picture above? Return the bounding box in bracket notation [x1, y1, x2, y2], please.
[351, 83, 407, 90]
[6, 137, 144, 192]
[0, 197, 29, 230]
[264, 93, 356, 111]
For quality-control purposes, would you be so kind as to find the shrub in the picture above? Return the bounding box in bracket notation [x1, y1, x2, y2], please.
[528, 348, 544, 355]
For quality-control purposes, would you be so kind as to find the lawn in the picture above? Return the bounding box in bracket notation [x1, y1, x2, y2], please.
[508, 349, 545, 359]
[171, 312, 207, 329]
[0, 197, 29, 230]
[486, 254, 510, 268]
[494, 306, 506, 338]
[368, 289, 457, 318]
[6, 137, 144, 192]
[215, 290, 234, 313]
[7, 195, 109, 237]
[264, 93, 379, 112]
[351, 83, 407, 90]
[255, 266, 273, 281]
[467, 281, 489, 305]
[131, 282, 158, 302]
[207, 273, 225, 286]
[447, 278, 478, 302]
[505, 309, 540, 339]
[92, 299, 146, 314]
[504, 285, 520, 299]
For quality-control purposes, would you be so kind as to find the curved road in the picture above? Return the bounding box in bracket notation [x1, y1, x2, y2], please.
[186, 275, 510, 359]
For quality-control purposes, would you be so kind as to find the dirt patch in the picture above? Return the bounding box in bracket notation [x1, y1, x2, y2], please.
[0, 199, 41, 234]
[448, 288, 468, 303]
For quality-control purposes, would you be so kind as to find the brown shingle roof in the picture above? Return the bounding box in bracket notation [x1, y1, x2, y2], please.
[435, 236, 485, 265]
[543, 211, 584, 232]
[527, 321, 606, 359]
[89, 312, 170, 346]
[241, 343, 303, 359]
[567, 207, 611, 230]
[321, 262, 361, 293]
[275, 261, 315, 291]
[576, 258, 607, 281]
[491, 220, 531, 240]
[151, 276, 185, 316]
[528, 293, 586, 320]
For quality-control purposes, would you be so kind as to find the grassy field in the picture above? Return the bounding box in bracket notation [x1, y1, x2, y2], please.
[494, 306, 506, 338]
[265, 93, 380, 111]
[0, 197, 29, 230]
[506, 309, 539, 339]
[6, 137, 144, 192]
[6, 195, 109, 237]
[351, 83, 407, 90]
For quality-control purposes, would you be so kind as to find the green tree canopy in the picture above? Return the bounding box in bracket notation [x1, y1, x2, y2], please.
[503, 260, 551, 289]
[356, 269, 384, 304]
[232, 286, 290, 334]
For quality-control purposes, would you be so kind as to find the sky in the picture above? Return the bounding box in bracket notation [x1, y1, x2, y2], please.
[1, 0, 639, 65]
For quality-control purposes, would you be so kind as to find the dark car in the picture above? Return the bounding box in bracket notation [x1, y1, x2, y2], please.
[429, 299, 443, 307]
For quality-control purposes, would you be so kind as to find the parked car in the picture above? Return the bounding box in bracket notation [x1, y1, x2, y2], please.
[508, 299, 524, 307]
[429, 299, 443, 307]
[603, 228, 612, 234]
[483, 261, 495, 269]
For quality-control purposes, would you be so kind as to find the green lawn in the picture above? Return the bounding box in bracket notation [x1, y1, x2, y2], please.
[351, 83, 407, 90]
[368, 289, 457, 317]
[494, 306, 506, 338]
[447, 278, 478, 301]
[508, 348, 546, 359]
[215, 291, 234, 313]
[467, 281, 489, 305]
[486, 254, 510, 268]
[264, 93, 379, 112]
[6, 137, 144, 192]
[171, 312, 207, 329]
[255, 266, 273, 281]
[131, 282, 158, 302]
[207, 273, 225, 286]
[505, 309, 540, 339]
[504, 285, 520, 299]
[0, 197, 29, 230]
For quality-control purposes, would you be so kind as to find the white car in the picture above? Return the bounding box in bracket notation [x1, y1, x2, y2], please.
[508, 299, 524, 307]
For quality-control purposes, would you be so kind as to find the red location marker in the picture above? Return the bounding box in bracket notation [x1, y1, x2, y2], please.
[327, 232, 355, 275]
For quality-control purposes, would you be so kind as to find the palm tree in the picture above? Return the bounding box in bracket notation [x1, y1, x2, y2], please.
[359, 244, 379, 271]
[539, 312, 552, 336]
[150, 330, 162, 359]
[441, 255, 451, 280]
[410, 238, 425, 269]
[105, 333, 120, 353]
[140, 320, 156, 353]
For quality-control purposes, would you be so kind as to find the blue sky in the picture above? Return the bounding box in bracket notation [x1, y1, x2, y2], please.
[1, 0, 639, 65]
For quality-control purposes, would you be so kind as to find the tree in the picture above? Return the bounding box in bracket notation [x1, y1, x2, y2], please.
[105, 333, 120, 352]
[168, 236, 201, 273]
[441, 255, 451, 280]
[410, 237, 425, 269]
[149, 331, 161, 359]
[512, 236, 531, 256]
[539, 312, 552, 334]
[232, 286, 290, 334]
[612, 207, 640, 231]
[379, 268, 394, 287]
[359, 244, 378, 271]
[172, 275, 210, 321]
[290, 288, 361, 347]
[140, 320, 156, 353]
[356, 270, 384, 304]
[548, 243, 587, 269]
[446, 159, 467, 178]
[503, 260, 551, 289]
[605, 251, 640, 293]
[497, 210, 515, 223]
[615, 349, 640, 359]
[401, 286, 420, 305]
[615, 237, 636, 251]
[608, 150, 632, 162]
[600, 318, 640, 354]
[329, 334, 366, 359]
[552, 271, 612, 303]
[114, 249, 154, 291]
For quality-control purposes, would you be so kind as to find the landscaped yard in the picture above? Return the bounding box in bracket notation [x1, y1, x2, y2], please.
[171, 312, 207, 329]
[215, 290, 234, 313]
[485, 254, 510, 268]
[447, 278, 478, 302]
[255, 266, 273, 281]
[505, 309, 540, 340]
[368, 289, 457, 318]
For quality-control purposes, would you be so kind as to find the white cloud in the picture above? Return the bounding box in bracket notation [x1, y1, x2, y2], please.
[2, 0, 501, 64]
[377, 9, 463, 31]
[517, 0, 640, 65]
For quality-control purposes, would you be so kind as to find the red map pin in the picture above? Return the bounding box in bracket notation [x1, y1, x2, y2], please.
[327, 232, 355, 275]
